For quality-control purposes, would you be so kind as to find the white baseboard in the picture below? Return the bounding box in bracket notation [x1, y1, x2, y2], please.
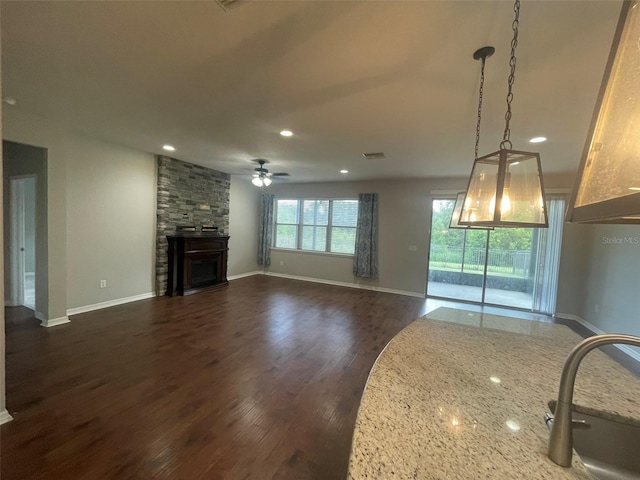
[0, 409, 13, 425]
[264, 272, 425, 298]
[41, 316, 70, 328]
[66, 292, 156, 317]
[35, 311, 46, 322]
[554, 313, 584, 323]
[554, 313, 640, 364]
[228, 270, 263, 281]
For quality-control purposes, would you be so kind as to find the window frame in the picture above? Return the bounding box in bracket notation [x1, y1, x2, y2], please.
[273, 198, 358, 255]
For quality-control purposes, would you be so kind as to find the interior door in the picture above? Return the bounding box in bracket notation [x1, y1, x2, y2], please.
[9, 176, 37, 309]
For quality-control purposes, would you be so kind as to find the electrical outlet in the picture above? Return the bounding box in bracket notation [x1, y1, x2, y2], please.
[279, 261, 284, 266]
[100, 280, 107, 288]
[595, 303, 599, 313]
[408, 245, 418, 252]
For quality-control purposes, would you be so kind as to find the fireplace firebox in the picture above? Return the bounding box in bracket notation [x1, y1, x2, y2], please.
[166, 234, 229, 296]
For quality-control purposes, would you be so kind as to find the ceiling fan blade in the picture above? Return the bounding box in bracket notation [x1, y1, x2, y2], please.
[271, 172, 290, 177]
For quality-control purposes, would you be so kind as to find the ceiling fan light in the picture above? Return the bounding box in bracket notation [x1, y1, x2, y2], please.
[252, 177, 263, 187]
[263, 177, 272, 186]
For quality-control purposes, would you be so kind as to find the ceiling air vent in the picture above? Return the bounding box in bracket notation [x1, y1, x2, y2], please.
[362, 152, 386, 160]
[216, 0, 249, 12]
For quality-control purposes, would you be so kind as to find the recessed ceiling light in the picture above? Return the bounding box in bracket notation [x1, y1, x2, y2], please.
[529, 136, 547, 143]
[279, 130, 293, 137]
[629, 187, 640, 191]
[2, 97, 17, 106]
[340, 169, 349, 174]
[163, 145, 176, 152]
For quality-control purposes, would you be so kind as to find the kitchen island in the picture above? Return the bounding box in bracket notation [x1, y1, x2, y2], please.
[348, 307, 640, 479]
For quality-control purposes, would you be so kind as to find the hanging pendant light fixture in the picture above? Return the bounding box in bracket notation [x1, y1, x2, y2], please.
[566, 0, 640, 224]
[460, 0, 548, 229]
[450, 46, 495, 230]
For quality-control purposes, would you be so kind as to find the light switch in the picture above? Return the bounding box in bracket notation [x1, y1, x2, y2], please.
[408, 245, 417, 252]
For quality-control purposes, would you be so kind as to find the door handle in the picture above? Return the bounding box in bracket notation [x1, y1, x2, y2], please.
[20, 248, 25, 252]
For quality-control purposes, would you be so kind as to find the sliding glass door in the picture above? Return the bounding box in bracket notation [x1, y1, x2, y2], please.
[427, 200, 486, 303]
[427, 197, 565, 313]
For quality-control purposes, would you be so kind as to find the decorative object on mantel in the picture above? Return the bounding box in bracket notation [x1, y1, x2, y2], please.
[460, 0, 548, 229]
[566, 0, 640, 224]
[176, 225, 196, 232]
[450, 46, 495, 231]
[201, 225, 218, 233]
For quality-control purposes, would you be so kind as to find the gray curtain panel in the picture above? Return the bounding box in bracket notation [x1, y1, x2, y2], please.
[353, 193, 379, 278]
[257, 194, 275, 266]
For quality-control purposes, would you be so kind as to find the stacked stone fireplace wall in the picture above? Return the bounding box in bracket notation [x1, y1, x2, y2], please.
[155, 155, 230, 295]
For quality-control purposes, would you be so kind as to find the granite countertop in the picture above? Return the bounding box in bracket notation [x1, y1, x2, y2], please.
[348, 307, 640, 479]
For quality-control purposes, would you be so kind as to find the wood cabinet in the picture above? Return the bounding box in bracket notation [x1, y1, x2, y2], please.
[166, 234, 230, 296]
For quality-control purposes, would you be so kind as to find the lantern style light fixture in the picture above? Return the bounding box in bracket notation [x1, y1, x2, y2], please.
[566, 1, 640, 224]
[460, 0, 548, 229]
[450, 46, 495, 230]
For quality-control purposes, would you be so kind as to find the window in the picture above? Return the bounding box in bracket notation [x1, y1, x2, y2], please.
[274, 199, 359, 254]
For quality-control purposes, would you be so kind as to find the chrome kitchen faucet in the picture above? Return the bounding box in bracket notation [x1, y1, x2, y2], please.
[547, 334, 640, 467]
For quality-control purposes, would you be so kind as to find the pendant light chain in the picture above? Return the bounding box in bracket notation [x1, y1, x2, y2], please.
[475, 56, 487, 160]
[500, 0, 520, 150]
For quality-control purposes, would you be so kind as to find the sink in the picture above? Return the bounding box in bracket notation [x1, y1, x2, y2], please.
[571, 409, 640, 480]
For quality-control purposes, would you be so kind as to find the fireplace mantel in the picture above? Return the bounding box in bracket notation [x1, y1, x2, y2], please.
[165, 234, 230, 296]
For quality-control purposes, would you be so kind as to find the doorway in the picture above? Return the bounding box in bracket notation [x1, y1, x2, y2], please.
[426, 196, 565, 314]
[8, 176, 37, 309]
[3, 140, 49, 322]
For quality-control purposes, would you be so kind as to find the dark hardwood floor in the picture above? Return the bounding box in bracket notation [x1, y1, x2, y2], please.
[1, 276, 430, 480]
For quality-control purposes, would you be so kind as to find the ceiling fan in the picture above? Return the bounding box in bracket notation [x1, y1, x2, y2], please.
[251, 159, 290, 187]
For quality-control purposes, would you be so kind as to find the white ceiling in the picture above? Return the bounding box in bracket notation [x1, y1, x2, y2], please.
[1, 1, 622, 183]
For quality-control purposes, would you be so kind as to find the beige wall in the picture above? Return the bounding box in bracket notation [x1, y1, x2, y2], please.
[4, 107, 155, 319]
[228, 178, 260, 276]
[66, 135, 156, 309]
[267, 175, 586, 301]
[556, 222, 640, 339]
[4, 109, 157, 314]
[578, 224, 640, 336]
[555, 222, 590, 319]
[267, 178, 465, 295]
[4, 109, 265, 314]
[4, 109, 67, 320]
[3, 141, 49, 317]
